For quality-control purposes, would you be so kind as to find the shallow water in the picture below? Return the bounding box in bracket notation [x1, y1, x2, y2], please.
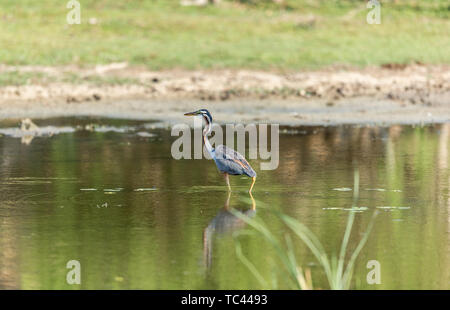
[0, 118, 449, 289]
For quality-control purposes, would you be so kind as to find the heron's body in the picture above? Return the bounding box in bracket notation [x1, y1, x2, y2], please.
[212, 145, 257, 178]
[185, 109, 257, 192]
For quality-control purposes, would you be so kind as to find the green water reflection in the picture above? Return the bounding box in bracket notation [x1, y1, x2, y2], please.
[0, 119, 448, 289]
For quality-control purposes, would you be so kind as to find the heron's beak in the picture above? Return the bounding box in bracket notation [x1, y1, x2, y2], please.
[184, 111, 199, 116]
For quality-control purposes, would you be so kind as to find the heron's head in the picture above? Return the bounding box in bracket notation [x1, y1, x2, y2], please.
[184, 109, 213, 124]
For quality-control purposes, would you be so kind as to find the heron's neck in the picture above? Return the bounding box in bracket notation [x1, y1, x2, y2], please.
[203, 116, 213, 155]
[203, 135, 213, 154]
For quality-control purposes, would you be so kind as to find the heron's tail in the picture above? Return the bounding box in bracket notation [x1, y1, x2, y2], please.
[245, 167, 257, 178]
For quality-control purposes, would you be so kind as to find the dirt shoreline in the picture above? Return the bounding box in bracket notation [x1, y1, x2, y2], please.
[0, 64, 449, 125]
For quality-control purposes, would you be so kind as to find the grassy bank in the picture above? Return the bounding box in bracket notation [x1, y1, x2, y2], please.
[0, 0, 448, 70]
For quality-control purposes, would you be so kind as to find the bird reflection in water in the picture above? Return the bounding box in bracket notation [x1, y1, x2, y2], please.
[203, 192, 256, 269]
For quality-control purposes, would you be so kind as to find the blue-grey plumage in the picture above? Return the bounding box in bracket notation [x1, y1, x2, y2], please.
[184, 109, 257, 192]
[213, 145, 257, 178]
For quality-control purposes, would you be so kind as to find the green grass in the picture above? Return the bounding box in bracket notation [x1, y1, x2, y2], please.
[0, 71, 142, 86]
[0, 0, 448, 69]
[0, 71, 55, 86]
[61, 73, 143, 86]
[233, 169, 378, 289]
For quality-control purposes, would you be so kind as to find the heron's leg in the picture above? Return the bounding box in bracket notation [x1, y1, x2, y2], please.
[224, 191, 232, 210]
[224, 173, 231, 191]
[249, 191, 256, 210]
[249, 177, 256, 193]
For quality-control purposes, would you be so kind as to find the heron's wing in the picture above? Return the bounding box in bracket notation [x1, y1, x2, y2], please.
[214, 145, 256, 177]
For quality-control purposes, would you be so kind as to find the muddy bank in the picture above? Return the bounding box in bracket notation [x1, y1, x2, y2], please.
[0, 64, 449, 125]
[1, 96, 449, 127]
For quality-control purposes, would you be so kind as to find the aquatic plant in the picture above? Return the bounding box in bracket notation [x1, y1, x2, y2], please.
[232, 169, 378, 290]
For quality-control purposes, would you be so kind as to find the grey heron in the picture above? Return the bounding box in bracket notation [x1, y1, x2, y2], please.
[184, 109, 257, 193]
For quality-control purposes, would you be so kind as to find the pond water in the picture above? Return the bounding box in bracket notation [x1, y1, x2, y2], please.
[0, 118, 448, 289]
